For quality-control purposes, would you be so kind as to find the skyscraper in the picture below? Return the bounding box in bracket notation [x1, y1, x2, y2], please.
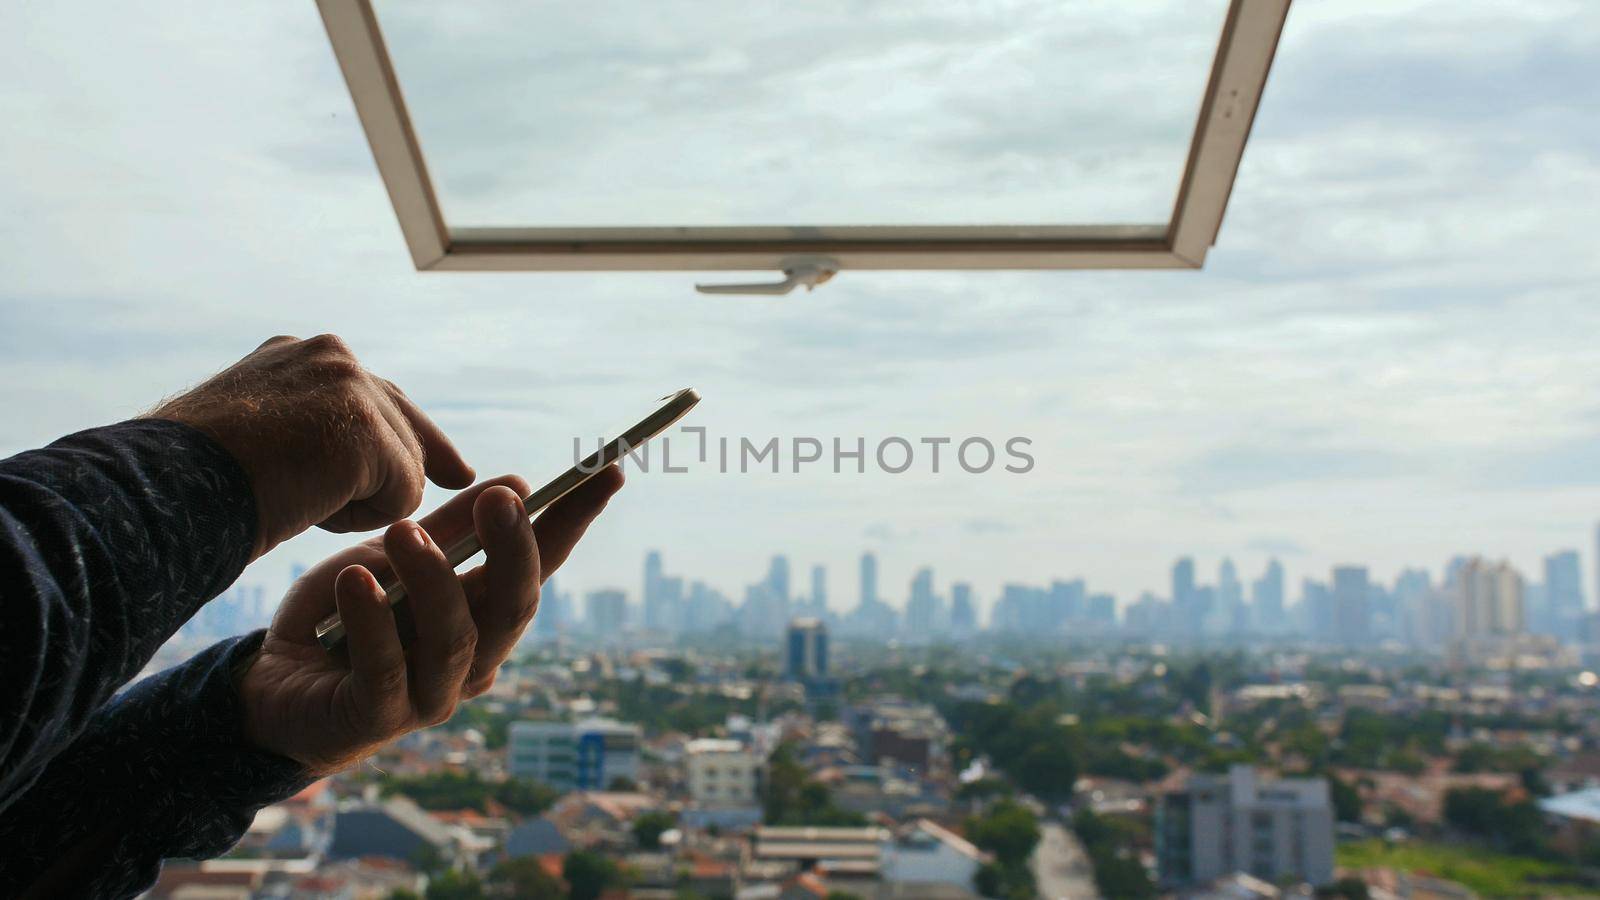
[1302, 578, 1333, 640]
[860, 553, 879, 609]
[766, 555, 791, 608]
[905, 567, 942, 636]
[1452, 557, 1525, 638]
[584, 589, 628, 635]
[785, 618, 829, 681]
[810, 564, 828, 614]
[1252, 559, 1285, 632]
[1331, 566, 1370, 646]
[643, 550, 674, 631]
[1172, 557, 1199, 638]
[1545, 549, 1586, 641]
[950, 582, 977, 635]
[1214, 558, 1243, 635]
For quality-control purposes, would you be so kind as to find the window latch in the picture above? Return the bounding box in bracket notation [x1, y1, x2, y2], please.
[694, 258, 838, 296]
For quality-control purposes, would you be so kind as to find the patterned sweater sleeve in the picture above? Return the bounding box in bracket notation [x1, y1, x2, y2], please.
[0, 631, 313, 898]
[0, 419, 256, 814]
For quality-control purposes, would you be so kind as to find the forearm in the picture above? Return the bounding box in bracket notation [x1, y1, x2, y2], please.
[0, 419, 256, 813]
[0, 632, 310, 899]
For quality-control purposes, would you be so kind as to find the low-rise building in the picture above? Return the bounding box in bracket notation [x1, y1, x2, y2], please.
[508, 717, 641, 791]
[686, 738, 764, 808]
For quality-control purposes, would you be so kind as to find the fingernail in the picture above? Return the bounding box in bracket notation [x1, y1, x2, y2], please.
[496, 495, 524, 530]
[406, 523, 429, 551]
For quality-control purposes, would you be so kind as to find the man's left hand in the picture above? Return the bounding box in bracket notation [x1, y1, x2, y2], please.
[237, 467, 623, 774]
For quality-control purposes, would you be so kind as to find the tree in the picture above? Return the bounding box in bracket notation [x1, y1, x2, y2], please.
[1014, 743, 1078, 802]
[607, 775, 639, 792]
[1316, 877, 1371, 899]
[486, 856, 564, 900]
[424, 870, 484, 900]
[762, 743, 865, 826]
[494, 778, 561, 816]
[633, 810, 677, 850]
[563, 850, 621, 900]
[966, 800, 1040, 867]
[1328, 775, 1362, 824]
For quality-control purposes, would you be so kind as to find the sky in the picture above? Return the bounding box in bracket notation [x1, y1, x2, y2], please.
[3, 1, 1600, 619]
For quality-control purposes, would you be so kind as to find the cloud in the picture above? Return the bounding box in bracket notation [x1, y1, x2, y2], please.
[2, 0, 1600, 608]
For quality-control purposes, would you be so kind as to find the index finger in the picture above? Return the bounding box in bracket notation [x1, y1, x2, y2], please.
[384, 379, 476, 490]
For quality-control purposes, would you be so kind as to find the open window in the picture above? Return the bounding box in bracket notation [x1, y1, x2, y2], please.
[317, 0, 1290, 289]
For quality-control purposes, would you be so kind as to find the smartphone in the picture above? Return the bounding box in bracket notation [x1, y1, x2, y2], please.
[315, 387, 701, 650]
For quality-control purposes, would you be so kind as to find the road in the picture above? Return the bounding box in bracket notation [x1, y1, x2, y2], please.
[1031, 821, 1101, 900]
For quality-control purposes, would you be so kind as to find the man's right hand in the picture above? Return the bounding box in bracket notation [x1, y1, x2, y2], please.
[151, 334, 475, 560]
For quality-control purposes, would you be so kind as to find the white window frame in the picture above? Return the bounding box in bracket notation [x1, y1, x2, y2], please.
[316, 0, 1290, 273]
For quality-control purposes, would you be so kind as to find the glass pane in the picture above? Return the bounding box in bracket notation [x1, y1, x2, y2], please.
[373, 0, 1228, 228]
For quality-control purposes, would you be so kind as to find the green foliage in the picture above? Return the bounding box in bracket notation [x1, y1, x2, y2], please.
[971, 860, 1032, 899]
[1453, 741, 1543, 775]
[762, 743, 866, 826]
[564, 850, 623, 900]
[597, 679, 800, 735]
[382, 771, 559, 817]
[1332, 709, 1449, 771]
[1443, 787, 1546, 855]
[1328, 774, 1362, 824]
[496, 778, 562, 816]
[965, 800, 1040, 867]
[486, 855, 564, 899]
[633, 809, 677, 850]
[424, 869, 484, 900]
[1073, 808, 1156, 900]
[1338, 840, 1593, 897]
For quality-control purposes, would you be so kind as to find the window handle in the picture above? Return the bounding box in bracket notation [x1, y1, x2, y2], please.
[695, 258, 837, 296]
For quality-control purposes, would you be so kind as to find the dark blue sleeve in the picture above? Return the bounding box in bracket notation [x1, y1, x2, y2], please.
[0, 631, 312, 898]
[0, 419, 256, 814]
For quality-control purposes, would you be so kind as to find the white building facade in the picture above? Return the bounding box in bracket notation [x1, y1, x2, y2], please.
[1158, 766, 1334, 888]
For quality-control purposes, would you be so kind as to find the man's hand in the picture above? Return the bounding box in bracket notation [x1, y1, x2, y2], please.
[151, 335, 476, 560]
[238, 467, 624, 774]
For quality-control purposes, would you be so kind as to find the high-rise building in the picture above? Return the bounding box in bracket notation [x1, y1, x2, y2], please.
[1392, 568, 1440, 647]
[643, 550, 682, 632]
[1086, 593, 1115, 625]
[785, 618, 829, 681]
[905, 567, 943, 636]
[1252, 559, 1285, 633]
[508, 718, 641, 791]
[1452, 557, 1525, 638]
[1213, 559, 1244, 635]
[585, 589, 628, 634]
[1124, 593, 1171, 637]
[766, 555, 791, 608]
[1302, 578, 1333, 640]
[1545, 549, 1586, 641]
[1331, 566, 1370, 646]
[950, 583, 977, 635]
[1157, 766, 1334, 888]
[531, 576, 572, 639]
[847, 552, 897, 637]
[1172, 557, 1197, 635]
[992, 583, 1046, 633]
[860, 553, 879, 609]
[810, 564, 828, 614]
